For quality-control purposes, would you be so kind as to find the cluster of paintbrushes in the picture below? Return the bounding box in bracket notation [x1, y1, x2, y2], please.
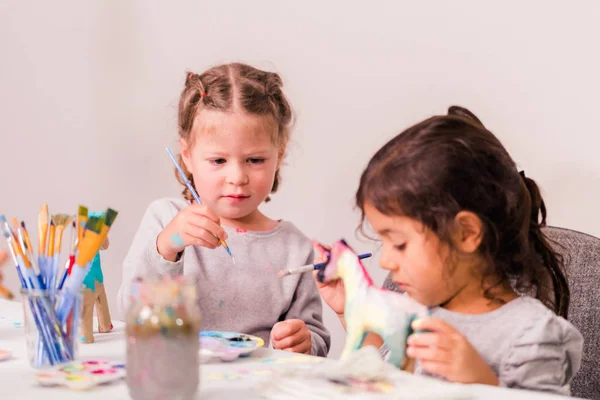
[0, 205, 118, 367]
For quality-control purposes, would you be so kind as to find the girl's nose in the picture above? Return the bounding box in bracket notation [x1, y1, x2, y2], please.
[226, 164, 249, 186]
[379, 248, 398, 272]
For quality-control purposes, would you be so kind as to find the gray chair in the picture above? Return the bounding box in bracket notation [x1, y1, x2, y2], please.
[382, 226, 600, 399]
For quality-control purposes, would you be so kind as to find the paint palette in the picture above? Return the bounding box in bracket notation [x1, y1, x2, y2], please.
[35, 360, 125, 390]
[200, 330, 264, 362]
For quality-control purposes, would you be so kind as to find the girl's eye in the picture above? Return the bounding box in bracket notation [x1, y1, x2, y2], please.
[210, 158, 226, 165]
[247, 158, 265, 164]
[394, 243, 407, 251]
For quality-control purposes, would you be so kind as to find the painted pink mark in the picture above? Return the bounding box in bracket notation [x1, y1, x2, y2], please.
[91, 368, 117, 375]
[91, 369, 106, 374]
[235, 228, 247, 234]
[265, 266, 272, 271]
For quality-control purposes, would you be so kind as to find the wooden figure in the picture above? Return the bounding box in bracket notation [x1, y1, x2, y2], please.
[316, 239, 428, 368]
[80, 211, 113, 343]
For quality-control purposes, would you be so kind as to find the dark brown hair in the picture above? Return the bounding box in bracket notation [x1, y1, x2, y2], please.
[177, 63, 293, 201]
[356, 106, 569, 318]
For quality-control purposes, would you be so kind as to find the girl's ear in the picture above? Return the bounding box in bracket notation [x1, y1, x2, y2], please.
[180, 138, 193, 172]
[452, 211, 483, 253]
[276, 143, 287, 169]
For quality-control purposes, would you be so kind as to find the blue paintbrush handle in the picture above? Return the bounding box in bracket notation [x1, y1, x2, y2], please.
[313, 252, 372, 270]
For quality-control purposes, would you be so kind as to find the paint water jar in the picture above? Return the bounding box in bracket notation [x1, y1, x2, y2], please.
[21, 289, 82, 369]
[125, 277, 201, 400]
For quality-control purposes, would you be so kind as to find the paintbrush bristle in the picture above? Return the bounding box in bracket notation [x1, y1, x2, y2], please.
[104, 208, 118, 227]
[39, 204, 49, 225]
[84, 216, 103, 234]
[51, 214, 72, 227]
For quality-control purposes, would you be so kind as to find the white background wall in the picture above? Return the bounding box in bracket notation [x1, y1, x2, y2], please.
[1, 1, 599, 358]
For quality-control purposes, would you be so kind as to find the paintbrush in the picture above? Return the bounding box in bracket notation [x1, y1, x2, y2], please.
[17, 222, 41, 278]
[67, 218, 76, 274]
[50, 214, 71, 291]
[56, 219, 77, 292]
[52, 214, 72, 254]
[21, 222, 34, 255]
[277, 252, 373, 278]
[38, 204, 49, 256]
[165, 147, 235, 264]
[1, 215, 44, 289]
[12, 218, 23, 248]
[0, 216, 26, 288]
[47, 220, 55, 258]
[38, 204, 49, 285]
[77, 206, 88, 244]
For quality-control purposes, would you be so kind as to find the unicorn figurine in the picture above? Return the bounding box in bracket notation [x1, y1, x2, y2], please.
[316, 239, 428, 367]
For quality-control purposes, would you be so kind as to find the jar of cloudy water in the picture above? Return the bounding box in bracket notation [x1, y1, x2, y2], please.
[126, 277, 201, 400]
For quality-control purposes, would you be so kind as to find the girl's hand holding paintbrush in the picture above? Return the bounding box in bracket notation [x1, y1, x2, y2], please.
[311, 243, 346, 322]
[156, 204, 228, 262]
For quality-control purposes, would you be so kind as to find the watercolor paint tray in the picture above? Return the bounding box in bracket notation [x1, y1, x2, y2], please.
[35, 360, 125, 390]
[200, 330, 264, 362]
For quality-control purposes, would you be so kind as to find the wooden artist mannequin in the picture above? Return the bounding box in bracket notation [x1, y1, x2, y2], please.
[0, 250, 13, 299]
[80, 235, 113, 343]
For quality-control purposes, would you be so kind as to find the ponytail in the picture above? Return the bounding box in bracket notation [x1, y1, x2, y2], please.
[520, 171, 570, 318]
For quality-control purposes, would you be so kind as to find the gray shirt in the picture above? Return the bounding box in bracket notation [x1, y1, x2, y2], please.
[117, 197, 330, 356]
[382, 296, 583, 395]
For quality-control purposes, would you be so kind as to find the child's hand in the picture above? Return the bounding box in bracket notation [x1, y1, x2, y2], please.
[313, 270, 346, 318]
[406, 317, 499, 386]
[156, 204, 227, 262]
[312, 242, 346, 319]
[271, 319, 312, 354]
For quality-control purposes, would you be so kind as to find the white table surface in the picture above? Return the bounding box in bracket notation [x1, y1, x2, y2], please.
[0, 299, 573, 399]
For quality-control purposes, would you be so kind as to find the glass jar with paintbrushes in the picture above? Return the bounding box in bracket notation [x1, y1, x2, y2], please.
[126, 276, 201, 400]
[0, 205, 118, 368]
[21, 288, 82, 368]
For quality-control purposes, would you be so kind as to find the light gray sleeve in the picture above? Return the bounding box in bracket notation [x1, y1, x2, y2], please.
[116, 199, 184, 316]
[499, 311, 583, 395]
[280, 248, 331, 357]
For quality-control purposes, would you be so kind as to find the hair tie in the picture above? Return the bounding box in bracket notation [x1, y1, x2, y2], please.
[200, 92, 207, 97]
[519, 170, 526, 179]
[187, 72, 194, 80]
